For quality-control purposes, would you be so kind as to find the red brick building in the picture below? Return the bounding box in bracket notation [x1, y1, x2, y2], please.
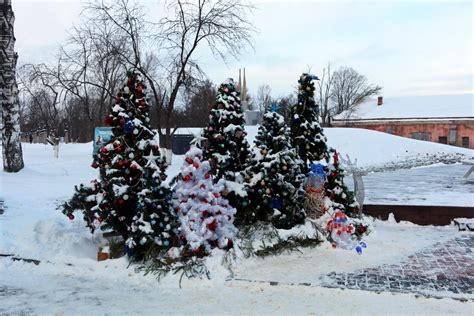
[331, 94, 474, 149]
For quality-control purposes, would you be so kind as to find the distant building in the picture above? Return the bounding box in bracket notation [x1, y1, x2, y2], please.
[331, 94, 474, 149]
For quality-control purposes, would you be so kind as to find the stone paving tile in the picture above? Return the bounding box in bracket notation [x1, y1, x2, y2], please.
[320, 235, 474, 300]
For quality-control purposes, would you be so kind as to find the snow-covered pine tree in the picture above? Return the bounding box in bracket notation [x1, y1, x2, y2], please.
[290, 73, 327, 172]
[63, 72, 177, 258]
[324, 148, 360, 217]
[125, 147, 178, 258]
[199, 79, 250, 214]
[243, 112, 306, 229]
[174, 147, 237, 255]
[201, 78, 250, 179]
[1, 0, 24, 172]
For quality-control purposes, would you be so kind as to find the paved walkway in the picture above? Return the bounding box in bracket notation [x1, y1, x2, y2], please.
[320, 234, 474, 301]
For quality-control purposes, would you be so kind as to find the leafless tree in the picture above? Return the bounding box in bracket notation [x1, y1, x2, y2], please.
[187, 79, 215, 127]
[313, 64, 381, 126]
[331, 66, 382, 117]
[152, 0, 256, 148]
[82, 0, 255, 151]
[256, 84, 272, 114]
[17, 64, 62, 136]
[316, 63, 334, 127]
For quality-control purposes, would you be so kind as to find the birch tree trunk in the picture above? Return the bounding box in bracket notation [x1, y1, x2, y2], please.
[1, 0, 24, 172]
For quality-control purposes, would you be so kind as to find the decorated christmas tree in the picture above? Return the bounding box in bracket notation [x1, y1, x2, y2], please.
[290, 73, 327, 172]
[62, 71, 177, 258]
[200, 78, 250, 179]
[321, 148, 369, 252]
[174, 147, 237, 255]
[324, 148, 360, 217]
[243, 111, 306, 229]
[199, 78, 250, 213]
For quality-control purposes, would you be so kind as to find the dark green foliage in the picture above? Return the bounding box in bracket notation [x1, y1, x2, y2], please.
[243, 111, 306, 229]
[200, 79, 250, 181]
[61, 71, 177, 259]
[290, 73, 327, 172]
[324, 148, 360, 217]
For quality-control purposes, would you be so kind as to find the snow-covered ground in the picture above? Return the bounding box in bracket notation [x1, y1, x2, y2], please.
[1, 128, 473, 314]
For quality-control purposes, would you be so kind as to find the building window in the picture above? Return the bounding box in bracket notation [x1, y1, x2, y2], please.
[449, 128, 457, 144]
[411, 132, 431, 141]
[386, 126, 392, 134]
[438, 136, 447, 144]
[462, 137, 469, 148]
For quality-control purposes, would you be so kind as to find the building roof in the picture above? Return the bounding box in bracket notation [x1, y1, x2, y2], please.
[332, 93, 474, 122]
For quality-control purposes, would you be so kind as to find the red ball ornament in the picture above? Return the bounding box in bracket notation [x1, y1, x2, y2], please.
[137, 86, 143, 94]
[207, 220, 218, 231]
[154, 144, 159, 150]
[118, 161, 124, 167]
[101, 147, 108, 154]
[184, 175, 191, 182]
[203, 210, 210, 217]
[118, 198, 124, 205]
[69, 214, 75, 220]
[331, 243, 337, 249]
[227, 239, 234, 248]
[91, 162, 98, 169]
[194, 246, 201, 254]
[97, 217, 103, 223]
[179, 235, 186, 241]
[104, 117, 114, 126]
[193, 162, 200, 168]
[185, 157, 193, 164]
[204, 173, 211, 179]
[213, 192, 219, 198]
[116, 147, 123, 153]
[130, 164, 138, 171]
[119, 118, 125, 126]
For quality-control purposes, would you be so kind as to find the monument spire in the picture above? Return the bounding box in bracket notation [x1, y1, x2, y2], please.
[237, 68, 242, 92]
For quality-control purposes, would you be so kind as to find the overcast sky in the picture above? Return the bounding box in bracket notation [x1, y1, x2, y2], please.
[12, 0, 474, 99]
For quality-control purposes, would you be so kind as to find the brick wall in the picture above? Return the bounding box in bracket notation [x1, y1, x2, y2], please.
[331, 119, 474, 149]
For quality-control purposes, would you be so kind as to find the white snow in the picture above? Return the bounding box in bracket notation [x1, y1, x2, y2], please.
[1, 129, 473, 314]
[333, 93, 474, 120]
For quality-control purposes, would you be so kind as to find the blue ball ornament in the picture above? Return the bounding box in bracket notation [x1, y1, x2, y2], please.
[124, 120, 135, 134]
[163, 240, 170, 247]
[360, 241, 367, 248]
[140, 238, 147, 245]
[355, 246, 362, 255]
[151, 220, 156, 225]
